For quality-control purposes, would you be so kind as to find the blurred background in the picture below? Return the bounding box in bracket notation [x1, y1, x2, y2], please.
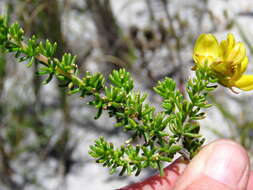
[0, 0, 253, 189]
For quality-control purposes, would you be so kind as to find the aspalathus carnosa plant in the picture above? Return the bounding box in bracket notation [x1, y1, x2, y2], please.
[1, 16, 253, 176]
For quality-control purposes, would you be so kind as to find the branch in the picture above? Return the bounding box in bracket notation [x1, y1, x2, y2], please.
[0, 16, 217, 176]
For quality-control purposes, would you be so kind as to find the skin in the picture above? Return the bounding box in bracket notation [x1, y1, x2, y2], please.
[120, 139, 253, 190]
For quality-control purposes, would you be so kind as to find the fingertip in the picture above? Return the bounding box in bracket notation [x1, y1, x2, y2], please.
[174, 139, 250, 190]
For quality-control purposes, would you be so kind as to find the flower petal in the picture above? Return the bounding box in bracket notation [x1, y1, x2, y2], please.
[220, 33, 235, 56]
[193, 34, 221, 60]
[240, 56, 248, 74]
[234, 75, 253, 91]
[225, 42, 246, 64]
[231, 57, 248, 81]
[220, 40, 227, 56]
[226, 33, 235, 53]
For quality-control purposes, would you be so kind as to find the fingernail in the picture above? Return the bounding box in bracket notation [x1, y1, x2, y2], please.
[204, 142, 249, 189]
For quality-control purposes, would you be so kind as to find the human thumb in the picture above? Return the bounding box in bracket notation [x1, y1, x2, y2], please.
[173, 139, 250, 190]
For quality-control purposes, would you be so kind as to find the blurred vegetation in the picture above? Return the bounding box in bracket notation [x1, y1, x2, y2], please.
[0, 0, 253, 189]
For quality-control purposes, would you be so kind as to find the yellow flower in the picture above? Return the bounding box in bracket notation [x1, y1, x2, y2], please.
[193, 33, 253, 91]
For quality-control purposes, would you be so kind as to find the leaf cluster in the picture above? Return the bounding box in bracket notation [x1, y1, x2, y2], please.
[0, 16, 218, 176]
